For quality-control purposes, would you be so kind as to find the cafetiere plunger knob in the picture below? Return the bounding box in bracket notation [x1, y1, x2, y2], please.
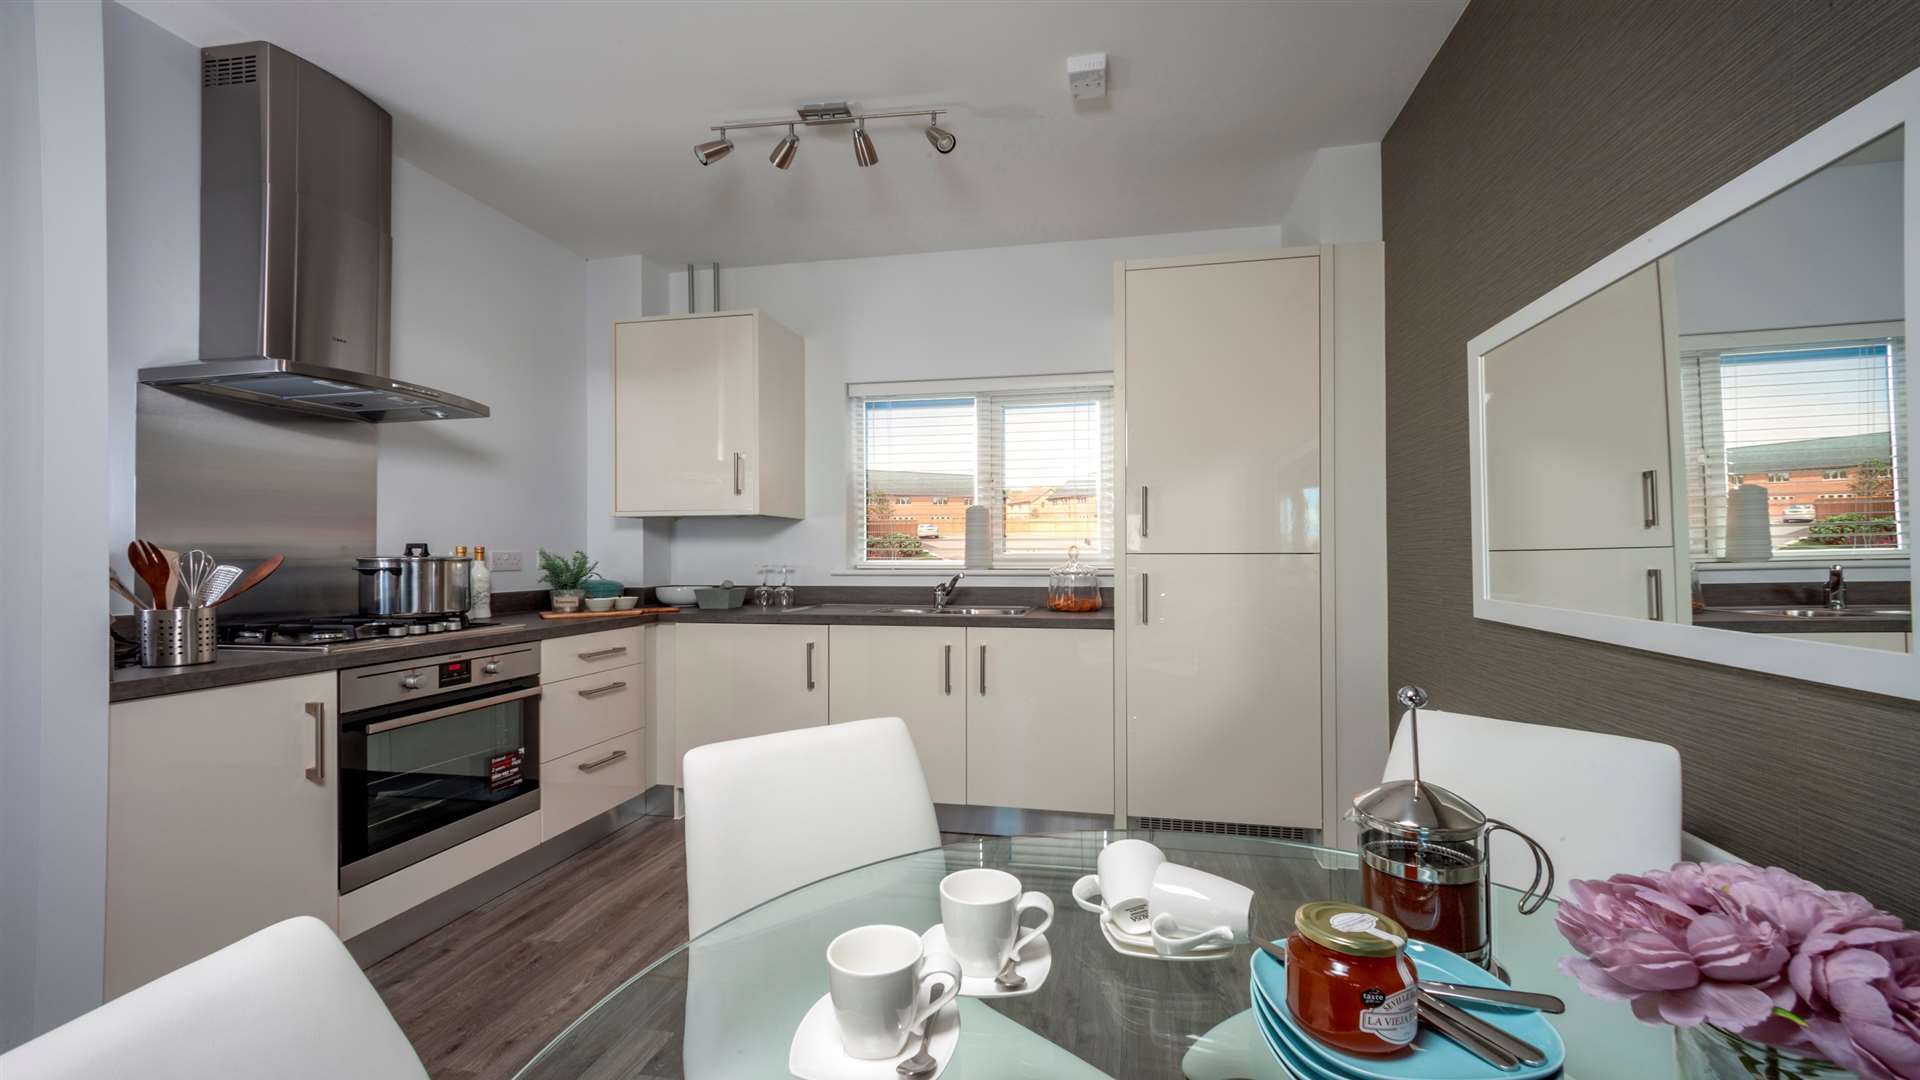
[1396, 685, 1428, 710]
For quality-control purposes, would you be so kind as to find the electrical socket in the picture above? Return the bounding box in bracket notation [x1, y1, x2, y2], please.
[1067, 53, 1107, 100]
[490, 550, 524, 572]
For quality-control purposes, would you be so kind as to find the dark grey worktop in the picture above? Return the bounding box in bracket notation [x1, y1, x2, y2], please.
[110, 586, 1112, 704]
[1692, 608, 1911, 635]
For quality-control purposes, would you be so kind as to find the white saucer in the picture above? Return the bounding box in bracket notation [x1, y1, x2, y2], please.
[788, 993, 960, 1080]
[919, 924, 1051, 999]
[1100, 915, 1233, 962]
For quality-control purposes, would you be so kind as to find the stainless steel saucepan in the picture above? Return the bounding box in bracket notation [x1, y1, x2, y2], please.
[355, 546, 472, 616]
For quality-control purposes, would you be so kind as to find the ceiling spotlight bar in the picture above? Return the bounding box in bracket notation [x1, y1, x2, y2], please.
[708, 107, 946, 134]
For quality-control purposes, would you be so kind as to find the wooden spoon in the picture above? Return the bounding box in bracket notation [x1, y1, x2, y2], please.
[128, 540, 171, 609]
[109, 569, 148, 610]
[210, 554, 285, 609]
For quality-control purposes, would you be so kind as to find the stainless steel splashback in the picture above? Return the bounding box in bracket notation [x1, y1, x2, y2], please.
[136, 385, 373, 616]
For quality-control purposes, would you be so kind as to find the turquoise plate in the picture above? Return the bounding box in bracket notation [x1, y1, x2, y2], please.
[1250, 988, 1366, 1080]
[1250, 942, 1566, 1080]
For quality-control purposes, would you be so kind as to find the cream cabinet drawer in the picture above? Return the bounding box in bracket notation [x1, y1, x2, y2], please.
[541, 662, 643, 762]
[544, 730, 645, 839]
[541, 627, 645, 684]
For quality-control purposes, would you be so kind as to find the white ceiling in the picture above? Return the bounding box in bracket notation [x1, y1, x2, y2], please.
[125, 0, 1463, 267]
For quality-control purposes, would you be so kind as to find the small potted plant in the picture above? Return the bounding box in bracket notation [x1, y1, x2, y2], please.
[538, 549, 598, 613]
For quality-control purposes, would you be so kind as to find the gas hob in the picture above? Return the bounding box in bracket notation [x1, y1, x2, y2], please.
[219, 614, 517, 653]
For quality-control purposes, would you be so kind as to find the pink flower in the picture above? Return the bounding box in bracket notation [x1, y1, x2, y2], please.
[1556, 863, 1920, 1080]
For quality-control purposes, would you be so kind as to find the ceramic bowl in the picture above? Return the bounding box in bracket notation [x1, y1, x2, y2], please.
[655, 586, 700, 606]
[584, 596, 615, 612]
[612, 595, 638, 610]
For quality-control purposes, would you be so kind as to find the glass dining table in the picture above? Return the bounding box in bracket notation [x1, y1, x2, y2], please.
[514, 830, 1678, 1079]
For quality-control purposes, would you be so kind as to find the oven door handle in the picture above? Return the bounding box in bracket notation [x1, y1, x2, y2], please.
[361, 686, 542, 735]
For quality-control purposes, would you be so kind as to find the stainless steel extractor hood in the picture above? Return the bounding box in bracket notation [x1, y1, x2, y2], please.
[139, 43, 488, 423]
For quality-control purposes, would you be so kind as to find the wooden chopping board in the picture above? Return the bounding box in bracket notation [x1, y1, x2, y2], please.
[537, 607, 680, 620]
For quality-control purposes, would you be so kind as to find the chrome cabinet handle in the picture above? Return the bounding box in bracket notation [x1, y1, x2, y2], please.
[1140, 485, 1150, 539]
[806, 641, 816, 690]
[1140, 572, 1150, 625]
[577, 748, 628, 772]
[304, 701, 326, 784]
[1646, 568, 1664, 621]
[578, 680, 627, 699]
[733, 452, 744, 495]
[978, 644, 987, 695]
[1642, 470, 1659, 528]
[944, 643, 952, 696]
[578, 646, 627, 662]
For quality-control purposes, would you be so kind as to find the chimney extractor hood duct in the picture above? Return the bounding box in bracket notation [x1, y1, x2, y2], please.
[139, 43, 488, 422]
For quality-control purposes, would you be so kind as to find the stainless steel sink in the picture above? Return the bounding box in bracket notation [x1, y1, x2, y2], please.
[1726, 607, 1910, 619]
[882, 606, 1031, 616]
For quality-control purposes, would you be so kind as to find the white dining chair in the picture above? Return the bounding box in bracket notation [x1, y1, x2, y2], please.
[0, 915, 427, 1080]
[682, 715, 943, 936]
[1383, 707, 1684, 894]
[680, 717, 1109, 1078]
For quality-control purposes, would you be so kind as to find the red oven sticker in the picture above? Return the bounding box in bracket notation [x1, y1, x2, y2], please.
[489, 749, 525, 791]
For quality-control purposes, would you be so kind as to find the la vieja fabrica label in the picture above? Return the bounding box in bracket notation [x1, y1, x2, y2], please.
[1357, 985, 1417, 1044]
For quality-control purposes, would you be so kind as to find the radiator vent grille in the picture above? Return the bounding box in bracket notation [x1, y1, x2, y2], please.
[202, 55, 257, 87]
[1132, 816, 1317, 842]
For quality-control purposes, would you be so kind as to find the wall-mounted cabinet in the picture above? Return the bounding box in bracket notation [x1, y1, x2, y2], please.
[612, 310, 805, 518]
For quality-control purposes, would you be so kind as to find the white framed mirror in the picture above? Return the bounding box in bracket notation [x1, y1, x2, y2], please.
[1468, 68, 1919, 701]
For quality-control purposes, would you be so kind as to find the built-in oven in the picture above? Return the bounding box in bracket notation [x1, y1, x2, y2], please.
[337, 643, 542, 893]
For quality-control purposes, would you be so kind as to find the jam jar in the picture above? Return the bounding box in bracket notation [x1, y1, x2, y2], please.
[1285, 902, 1418, 1055]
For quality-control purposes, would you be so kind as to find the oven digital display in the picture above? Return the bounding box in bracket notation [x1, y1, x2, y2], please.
[438, 659, 472, 687]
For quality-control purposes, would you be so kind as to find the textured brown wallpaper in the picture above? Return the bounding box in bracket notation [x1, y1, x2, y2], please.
[1383, 0, 1920, 919]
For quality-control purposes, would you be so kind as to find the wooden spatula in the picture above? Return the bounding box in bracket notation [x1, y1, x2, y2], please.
[128, 540, 171, 609]
[210, 554, 285, 609]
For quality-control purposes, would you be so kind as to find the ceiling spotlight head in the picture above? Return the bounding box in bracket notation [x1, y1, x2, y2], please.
[694, 131, 733, 166]
[852, 120, 878, 168]
[769, 125, 799, 170]
[924, 121, 957, 155]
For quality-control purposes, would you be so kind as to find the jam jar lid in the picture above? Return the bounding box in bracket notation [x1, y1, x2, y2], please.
[1294, 902, 1408, 958]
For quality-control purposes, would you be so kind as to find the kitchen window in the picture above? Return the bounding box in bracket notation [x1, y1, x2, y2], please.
[848, 373, 1114, 569]
[1679, 325, 1907, 560]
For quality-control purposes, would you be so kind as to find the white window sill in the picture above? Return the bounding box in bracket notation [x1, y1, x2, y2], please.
[835, 567, 1114, 579]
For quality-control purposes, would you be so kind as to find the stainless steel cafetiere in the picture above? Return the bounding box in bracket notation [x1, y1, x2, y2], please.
[1347, 686, 1554, 972]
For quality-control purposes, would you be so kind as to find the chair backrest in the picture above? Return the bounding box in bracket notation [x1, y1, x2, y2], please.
[683, 717, 942, 937]
[1382, 708, 1682, 897]
[0, 916, 427, 1080]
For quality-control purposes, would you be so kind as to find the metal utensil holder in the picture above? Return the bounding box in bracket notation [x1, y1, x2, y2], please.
[139, 606, 217, 667]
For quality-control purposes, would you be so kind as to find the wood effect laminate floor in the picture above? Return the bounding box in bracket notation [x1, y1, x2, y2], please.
[367, 819, 984, 1080]
[366, 816, 690, 1080]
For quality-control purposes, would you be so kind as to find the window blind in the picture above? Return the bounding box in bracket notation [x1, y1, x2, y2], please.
[848, 376, 1114, 568]
[1679, 332, 1908, 559]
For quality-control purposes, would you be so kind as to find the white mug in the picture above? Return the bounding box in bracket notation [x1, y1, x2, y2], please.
[1071, 839, 1163, 936]
[939, 868, 1053, 978]
[825, 924, 962, 1059]
[1147, 863, 1252, 957]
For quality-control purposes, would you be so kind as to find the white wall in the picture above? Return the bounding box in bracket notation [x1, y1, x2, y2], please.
[104, 0, 197, 607]
[662, 225, 1289, 586]
[1673, 158, 1902, 335]
[375, 160, 590, 590]
[1282, 142, 1384, 245]
[1, 0, 111, 1046]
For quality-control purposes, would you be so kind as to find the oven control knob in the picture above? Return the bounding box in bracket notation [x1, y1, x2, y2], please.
[400, 673, 424, 691]
[482, 660, 501, 676]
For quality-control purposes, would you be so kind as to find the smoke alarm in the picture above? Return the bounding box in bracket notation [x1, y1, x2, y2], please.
[1067, 53, 1107, 100]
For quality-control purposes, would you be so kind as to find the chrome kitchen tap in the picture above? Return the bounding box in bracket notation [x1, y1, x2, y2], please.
[933, 571, 964, 613]
[1825, 565, 1848, 610]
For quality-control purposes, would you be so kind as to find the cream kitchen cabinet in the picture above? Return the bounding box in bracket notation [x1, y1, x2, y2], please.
[1489, 548, 1683, 623]
[612, 310, 805, 518]
[1482, 263, 1675, 553]
[1122, 254, 1321, 554]
[1125, 554, 1322, 828]
[965, 628, 1114, 815]
[105, 673, 338, 998]
[828, 624, 967, 804]
[673, 623, 827, 777]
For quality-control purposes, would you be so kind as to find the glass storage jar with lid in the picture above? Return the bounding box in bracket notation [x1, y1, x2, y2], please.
[1047, 546, 1102, 612]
